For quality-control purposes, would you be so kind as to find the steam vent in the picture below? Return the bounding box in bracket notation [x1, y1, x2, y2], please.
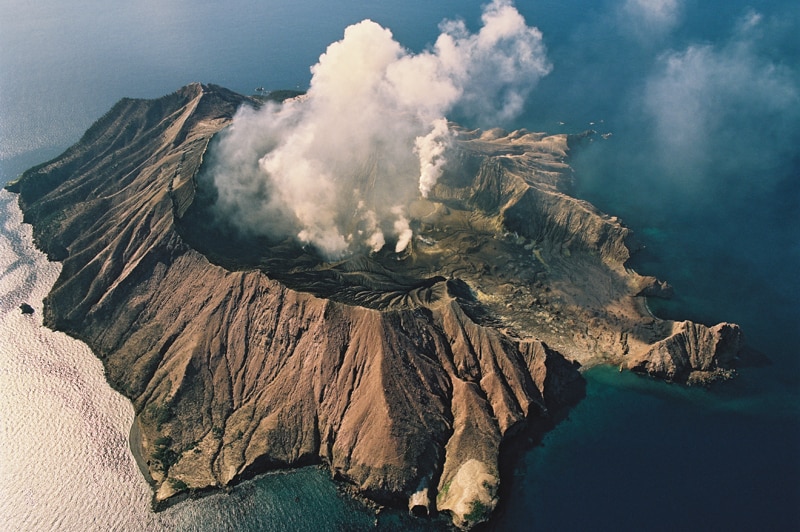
[7, 83, 747, 528]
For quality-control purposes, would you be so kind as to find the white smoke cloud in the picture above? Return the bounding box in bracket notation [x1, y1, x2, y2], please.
[435, 0, 552, 123]
[391, 206, 413, 253]
[416, 117, 451, 198]
[206, 0, 550, 259]
[358, 203, 386, 253]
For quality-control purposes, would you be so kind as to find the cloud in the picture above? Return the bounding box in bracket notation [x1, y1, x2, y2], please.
[642, 25, 799, 183]
[206, 0, 550, 259]
[619, 0, 682, 43]
[735, 9, 763, 35]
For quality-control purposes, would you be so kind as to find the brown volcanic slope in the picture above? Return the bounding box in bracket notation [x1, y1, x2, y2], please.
[7, 83, 745, 528]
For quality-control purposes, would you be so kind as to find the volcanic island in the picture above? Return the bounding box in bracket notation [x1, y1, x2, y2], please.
[7, 83, 749, 529]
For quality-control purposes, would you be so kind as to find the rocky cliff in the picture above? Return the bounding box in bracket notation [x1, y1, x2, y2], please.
[7, 83, 746, 528]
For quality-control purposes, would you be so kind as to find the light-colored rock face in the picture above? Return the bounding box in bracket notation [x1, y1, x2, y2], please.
[437, 459, 499, 529]
[8, 84, 746, 528]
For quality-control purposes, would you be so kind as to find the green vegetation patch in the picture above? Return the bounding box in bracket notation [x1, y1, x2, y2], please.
[169, 478, 188, 491]
[151, 435, 179, 472]
[464, 499, 490, 524]
[146, 402, 172, 430]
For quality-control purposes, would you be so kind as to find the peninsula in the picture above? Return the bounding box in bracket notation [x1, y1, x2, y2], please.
[7, 83, 746, 528]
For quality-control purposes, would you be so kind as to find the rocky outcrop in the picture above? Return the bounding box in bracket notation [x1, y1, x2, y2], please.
[625, 321, 743, 384]
[7, 84, 746, 528]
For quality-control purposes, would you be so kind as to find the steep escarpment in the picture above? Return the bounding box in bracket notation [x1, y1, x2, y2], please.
[7, 84, 746, 528]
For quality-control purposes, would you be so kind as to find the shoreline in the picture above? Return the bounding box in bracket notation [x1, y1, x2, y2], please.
[129, 417, 155, 488]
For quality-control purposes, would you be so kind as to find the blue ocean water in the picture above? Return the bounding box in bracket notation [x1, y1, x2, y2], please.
[1, 1, 798, 530]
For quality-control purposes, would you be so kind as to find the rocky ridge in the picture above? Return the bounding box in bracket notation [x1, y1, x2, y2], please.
[7, 83, 746, 528]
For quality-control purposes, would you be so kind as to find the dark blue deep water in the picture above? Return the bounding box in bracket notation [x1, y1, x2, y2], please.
[2, 1, 798, 530]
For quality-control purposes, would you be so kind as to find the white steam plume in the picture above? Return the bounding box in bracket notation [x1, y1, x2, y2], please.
[416, 118, 451, 198]
[207, 0, 550, 259]
[392, 206, 414, 254]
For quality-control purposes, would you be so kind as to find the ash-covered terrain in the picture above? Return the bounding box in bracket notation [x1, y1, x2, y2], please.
[7, 82, 747, 528]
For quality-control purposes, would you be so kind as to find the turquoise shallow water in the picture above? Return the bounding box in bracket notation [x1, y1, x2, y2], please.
[1, 1, 798, 530]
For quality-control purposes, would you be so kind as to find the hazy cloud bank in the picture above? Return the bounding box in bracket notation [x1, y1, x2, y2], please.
[641, 8, 799, 188]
